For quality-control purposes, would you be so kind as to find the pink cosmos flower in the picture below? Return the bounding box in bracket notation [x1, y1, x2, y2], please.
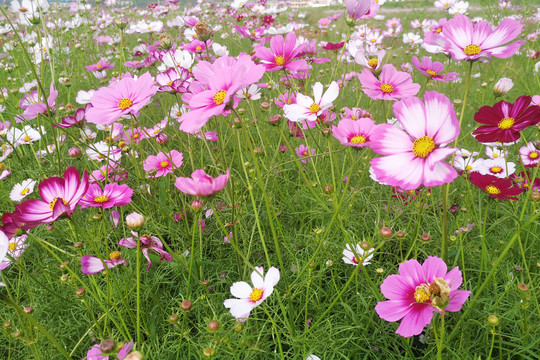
[519, 142, 540, 167]
[411, 56, 459, 82]
[254, 32, 307, 73]
[85, 60, 114, 72]
[345, 0, 372, 21]
[54, 106, 88, 129]
[375, 256, 471, 337]
[81, 252, 127, 275]
[143, 150, 183, 177]
[438, 14, 525, 61]
[178, 55, 265, 133]
[13, 167, 89, 229]
[21, 83, 58, 121]
[86, 72, 158, 126]
[118, 232, 173, 271]
[358, 64, 420, 101]
[283, 82, 339, 123]
[0, 234, 28, 271]
[224, 266, 280, 320]
[295, 144, 315, 163]
[79, 183, 133, 209]
[370, 91, 459, 190]
[174, 169, 229, 197]
[85, 339, 133, 359]
[332, 118, 376, 148]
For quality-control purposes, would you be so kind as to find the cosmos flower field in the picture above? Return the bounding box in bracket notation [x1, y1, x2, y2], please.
[0, 0, 539, 358]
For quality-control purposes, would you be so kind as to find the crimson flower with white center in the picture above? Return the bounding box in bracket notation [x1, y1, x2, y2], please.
[224, 266, 280, 321]
[283, 81, 339, 123]
[370, 91, 460, 190]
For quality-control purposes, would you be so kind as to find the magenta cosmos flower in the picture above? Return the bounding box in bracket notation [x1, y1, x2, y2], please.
[79, 183, 133, 209]
[472, 95, 540, 143]
[375, 256, 471, 338]
[254, 32, 307, 72]
[143, 150, 183, 177]
[81, 252, 127, 275]
[13, 167, 89, 228]
[358, 64, 420, 101]
[224, 266, 280, 320]
[179, 55, 265, 133]
[175, 169, 229, 197]
[332, 117, 376, 148]
[468, 172, 523, 200]
[118, 232, 173, 271]
[411, 56, 459, 82]
[85, 60, 114, 72]
[440, 15, 525, 61]
[370, 91, 459, 190]
[86, 72, 158, 126]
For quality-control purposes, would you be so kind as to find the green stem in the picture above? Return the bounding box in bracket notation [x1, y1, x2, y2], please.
[136, 233, 142, 346]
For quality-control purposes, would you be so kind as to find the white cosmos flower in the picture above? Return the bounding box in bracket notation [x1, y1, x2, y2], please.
[477, 158, 515, 178]
[284, 81, 339, 123]
[342, 243, 374, 266]
[224, 266, 280, 321]
[9, 178, 37, 202]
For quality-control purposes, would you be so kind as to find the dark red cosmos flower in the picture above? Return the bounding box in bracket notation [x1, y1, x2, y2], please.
[323, 42, 345, 51]
[469, 172, 523, 200]
[472, 96, 540, 143]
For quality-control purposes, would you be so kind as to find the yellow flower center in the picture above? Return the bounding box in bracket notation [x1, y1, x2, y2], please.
[275, 55, 285, 66]
[414, 285, 430, 303]
[213, 90, 227, 105]
[412, 136, 436, 158]
[160, 161, 169, 168]
[23, 135, 32, 142]
[367, 58, 378, 69]
[196, 46, 202, 51]
[21, 188, 30, 195]
[118, 98, 133, 110]
[426, 69, 438, 77]
[49, 197, 68, 210]
[530, 152, 539, 159]
[464, 44, 481, 56]
[350, 135, 367, 144]
[492, 153, 499, 158]
[94, 195, 109, 204]
[309, 103, 321, 114]
[466, 165, 472, 171]
[249, 288, 263, 302]
[490, 166, 502, 174]
[498, 117, 515, 130]
[109, 251, 121, 260]
[380, 83, 394, 93]
[353, 255, 363, 264]
[97, 64, 102, 69]
[20, 7, 28, 12]
[485, 185, 501, 195]
[436, 28, 442, 33]
[9, 242, 16, 251]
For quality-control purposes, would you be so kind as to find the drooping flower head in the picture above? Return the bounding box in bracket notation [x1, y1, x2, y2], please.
[174, 169, 229, 197]
[435, 14, 525, 61]
[118, 232, 173, 271]
[13, 167, 89, 229]
[358, 64, 420, 101]
[342, 243, 374, 266]
[375, 256, 471, 337]
[411, 56, 459, 82]
[472, 96, 540, 144]
[370, 91, 459, 190]
[86, 72, 158, 126]
[85, 339, 133, 360]
[224, 266, 280, 320]
[345, 0, 372, 22]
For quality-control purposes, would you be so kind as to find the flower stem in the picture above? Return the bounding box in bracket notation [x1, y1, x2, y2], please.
[136, 233, 142, 346]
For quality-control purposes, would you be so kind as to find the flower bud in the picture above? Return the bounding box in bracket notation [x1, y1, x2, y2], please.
[493, 77, 513, 97]
[517, 283, 529, 292]
[268, 114, 281, 125]
[323, 185, 333, 193]
[24, 307, 34, 314]
[380, 227, 392, 238]
[360, 241, 371, 250]
[169, 314, 179, 323]
[124, 351, 144, 360]
[396, 230, 405, 238]
[203, 347, 215, 357]
[260, 101, 270, 109]
[190, 199, 204, 212]
[487, 314, 499, 326]
[126, 212, 145, 229]
[181, 300, 192, 311]
[100, 339, 115, 353]
[156, 133, 169, 145]
[421, 233, 431, 242]
[530, 191, 540, 201]
[208, 320, 219, 331]
[76, 288, 85, 296]
[158, 33, 173, 50]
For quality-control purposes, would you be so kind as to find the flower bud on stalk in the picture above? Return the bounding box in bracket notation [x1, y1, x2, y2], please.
[195, 22, 213, 42]
[493, 77, 513, 97]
